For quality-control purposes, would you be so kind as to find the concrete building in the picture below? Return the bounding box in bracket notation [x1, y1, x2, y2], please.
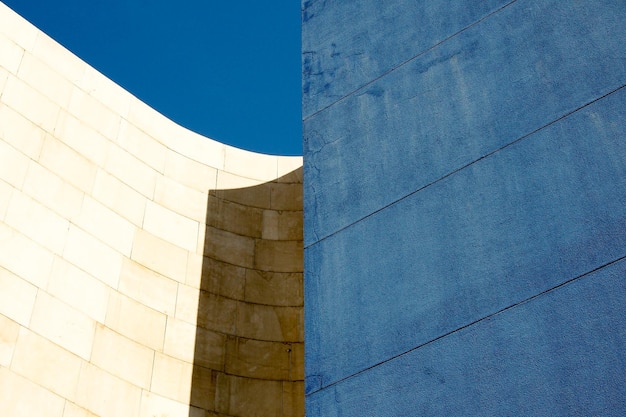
[0, 3, 303, 416]
[3, 1, 626, 416]
[303, 0, 626, 415]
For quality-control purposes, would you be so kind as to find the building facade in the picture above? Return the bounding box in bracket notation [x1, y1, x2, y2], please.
[2, 1, 626, 416]
[0, 3, 303, 416]
[303, 1, 626, 415]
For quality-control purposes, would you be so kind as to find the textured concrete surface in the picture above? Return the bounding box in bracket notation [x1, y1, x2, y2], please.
[0, 3, 303, 416]
[303, 0, 626, 415]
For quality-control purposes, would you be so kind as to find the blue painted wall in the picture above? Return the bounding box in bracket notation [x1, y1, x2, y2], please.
[302, 0, 626, 415]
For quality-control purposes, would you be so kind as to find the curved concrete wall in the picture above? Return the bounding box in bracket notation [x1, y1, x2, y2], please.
[0, 3, 303, 416]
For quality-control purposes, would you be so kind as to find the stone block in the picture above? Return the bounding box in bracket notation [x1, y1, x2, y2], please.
[193, 325, 227, 371]
[75, 195, 136, 256]
[105, 145, 157, 199]
[223, 147, 277, 181]
[0, 32, 24, 74]
[189, 365, 217, 411]
[118, 258, 178, 316]
[290, 342, 304, 381]
[151, 352, 193, 403]
[275, 168, 303, 185]
[48, 256, 109, 323]
[260, 210, 279, 241]
[0, 367, 65, 417]
[92, 168, 146, 227]
[17, 52, 73, 107]
[144, 200, 199, 252]
[1, 74, 59, 132]
[22, 160, 84, 221]
[67, 86, 120, 141]
[0, 4, 38, 49]
[185, 252, 203, 288]
[174, 283, 199, 325]
[199, 256, 246, 300]
[75, 362, 142, 417]
[214, 172, 271, 209]
[276, 159, 303, 182]
[11, 327, 82, 400]
[0, 313, 20, 366]
[0, 179, 11, 221]
[0, 222, 54, 288]
[225, 336, 291, 380]
[203, 226, 255, 268]
[53, 110, 110, 166]
[131, 229, 188, 283]
[215, 373, 282, 417]
[206, 195, 263, 238]
[0, 66, 6, 91]
[31, 30, 84, 82]
[30, 291, 95, 360]
[195, 290, 238, 336]
[154, 174, 207, 222]
[39, 135, 97, 193]
[254, 240, 303, 273]
[164, 150, 218, 192]
[0, 267, 37, 326]
[77, 65, 131, 118]
[163, 316, 197, 363]
[106, 291, 166, 351]
[0, 136, 30, 189]
[196, 224, 206, 255]
[91, 324, 154, 388]
[269, 182, 303, 211]
[139, 391, 192, 417]
[0, 102, 45, 160]
[189, 406, 206, 417]
[62, 401, 98, 417]
[5, 191, 70, 255]
[117, 120, 166, 173]
[262, 209, 303, 241]
[245, 269, 303, 307]
[237, 302, 302, 343]
[164, 127, 225, 171]
[185, 250, 203, 288]
[283, 381, 305, 417]
[63, 224, 123, 288]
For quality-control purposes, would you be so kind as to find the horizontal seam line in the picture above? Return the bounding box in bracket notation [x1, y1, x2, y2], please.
[302, 0, 518, 122]
[305, 82, 626, 250]
[192, 366, 304, 383]
[308, 254, 626, 395]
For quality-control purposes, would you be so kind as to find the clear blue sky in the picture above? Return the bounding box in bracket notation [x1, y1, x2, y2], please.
[4, 0, 302, 156]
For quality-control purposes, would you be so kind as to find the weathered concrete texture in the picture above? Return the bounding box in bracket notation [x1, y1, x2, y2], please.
[307, 259, 626, 416]
[304, 0, 626, 245]
[0, 3, 303, 417]
[303, 0, 626, 415]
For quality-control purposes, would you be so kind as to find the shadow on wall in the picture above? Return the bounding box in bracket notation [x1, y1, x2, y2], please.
[189, 167, 304, 417]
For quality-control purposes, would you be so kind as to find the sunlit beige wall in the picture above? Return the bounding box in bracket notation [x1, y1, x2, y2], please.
[0, 2, 303, 416]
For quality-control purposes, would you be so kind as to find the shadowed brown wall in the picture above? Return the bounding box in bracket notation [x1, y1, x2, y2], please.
[190, 168, 304, 417]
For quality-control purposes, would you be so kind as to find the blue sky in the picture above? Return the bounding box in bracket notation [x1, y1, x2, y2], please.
[4, 0, 302, 156]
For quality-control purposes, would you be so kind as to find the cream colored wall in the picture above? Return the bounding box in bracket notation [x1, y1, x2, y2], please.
[0, 2, 303, 416]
